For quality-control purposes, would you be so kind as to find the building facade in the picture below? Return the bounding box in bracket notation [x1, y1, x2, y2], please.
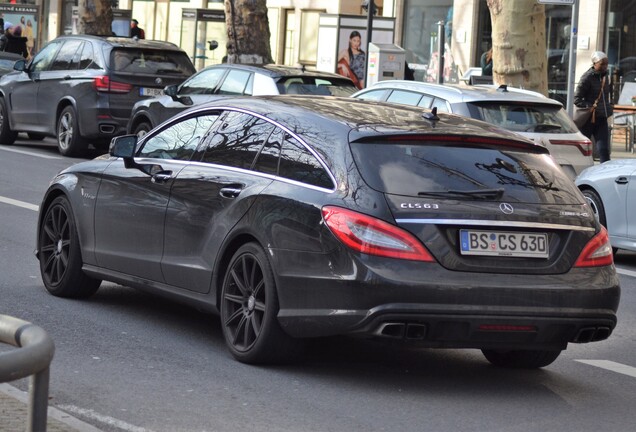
[33, 1, 636, 102]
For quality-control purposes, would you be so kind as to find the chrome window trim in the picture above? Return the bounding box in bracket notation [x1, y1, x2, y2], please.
[395, 218, 595, 232]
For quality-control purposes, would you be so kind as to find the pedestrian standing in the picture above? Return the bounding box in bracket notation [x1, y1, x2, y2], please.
[130, 19, 145, 39]
[574, 51, 613, 163]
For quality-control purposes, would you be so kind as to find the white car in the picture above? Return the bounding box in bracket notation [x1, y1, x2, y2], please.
[353, 81, 593, 179]
[576, 159, 636, 253]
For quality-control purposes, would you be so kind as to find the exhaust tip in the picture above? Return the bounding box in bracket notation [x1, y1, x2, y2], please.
[375, 322, 405, 338]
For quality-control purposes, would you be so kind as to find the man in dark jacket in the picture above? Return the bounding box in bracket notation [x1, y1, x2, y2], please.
[574, 51, 613, 163]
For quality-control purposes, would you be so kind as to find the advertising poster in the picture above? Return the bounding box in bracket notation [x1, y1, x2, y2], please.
[336, 27, 368, 90]
[0, 4, 39, 56]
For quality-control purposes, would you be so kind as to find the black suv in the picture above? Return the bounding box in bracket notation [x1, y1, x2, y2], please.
[0, 35, 196, 156]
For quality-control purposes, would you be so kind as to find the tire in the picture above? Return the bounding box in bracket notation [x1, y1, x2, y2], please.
[0, 97, 17, 145]
[582, 188, 607, 227]
[28, 132, 46, 141]
[57, 105, 86, 157]
[481, 349, 562, 369]
[220, 243, 301, 364]
[38, 196, 101, 298]
[133, 121, 152, 138]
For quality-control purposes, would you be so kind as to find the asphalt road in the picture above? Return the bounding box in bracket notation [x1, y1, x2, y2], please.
[1, 138, 636, 432]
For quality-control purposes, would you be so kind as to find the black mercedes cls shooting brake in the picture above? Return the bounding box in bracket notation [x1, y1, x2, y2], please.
[35, 96, 620, 368]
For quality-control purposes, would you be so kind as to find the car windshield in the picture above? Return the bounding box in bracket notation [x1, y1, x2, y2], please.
[468, 102, 578, 134]
[110, 49, 195, 76]
[277, 77, 357, 96]
[350, 140, 581, 204]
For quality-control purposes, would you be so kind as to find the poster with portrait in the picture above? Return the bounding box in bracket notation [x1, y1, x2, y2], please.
[0, 4, 39, 57]
[336, 27, 368, 90]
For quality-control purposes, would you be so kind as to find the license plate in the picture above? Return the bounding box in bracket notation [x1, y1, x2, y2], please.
[140, 87, 164, 97]
[460, 230, 549, 258]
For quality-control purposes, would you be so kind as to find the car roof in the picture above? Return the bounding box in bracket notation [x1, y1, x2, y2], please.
[198, 63, 349, 80]
[188, 95, 542, 146]
[358, 80, 563, 107]
[0, 51, 25, 61]
[54, 34, 184, 51]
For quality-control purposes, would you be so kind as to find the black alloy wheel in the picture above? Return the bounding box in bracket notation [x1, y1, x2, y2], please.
[220, 243, 300, 364]
[39, 196, 101, 298]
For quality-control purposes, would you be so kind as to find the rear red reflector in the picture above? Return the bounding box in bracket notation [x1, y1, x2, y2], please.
[93, 76, 132, 93]
[574, 226, 614, 267]
[478, 325, 537, 332]
[322, 206, 435, 262]
[549, 139, 593, 157]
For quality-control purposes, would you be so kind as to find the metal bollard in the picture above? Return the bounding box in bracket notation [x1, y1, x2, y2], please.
[0, 314, 55, 432]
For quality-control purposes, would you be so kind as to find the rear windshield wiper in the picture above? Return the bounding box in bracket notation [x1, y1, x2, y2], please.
[418, 188, 504, 200]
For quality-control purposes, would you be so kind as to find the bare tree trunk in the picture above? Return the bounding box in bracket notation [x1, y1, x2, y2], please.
[487, 0, 548, 96]
[224, 0, 273, 64]
[77, 0, 113, 36]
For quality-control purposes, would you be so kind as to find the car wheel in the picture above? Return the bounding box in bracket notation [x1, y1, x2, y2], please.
[582, 188, 607, 227]
[0, 97, 17, 145]
[28, 132, 46, 141]
[38, 196, 101, 298]
[220, 242, 301, 364]
[481, 349, 562, 369]
[57, 105, 86, 157]
[133, 121, 152, 138]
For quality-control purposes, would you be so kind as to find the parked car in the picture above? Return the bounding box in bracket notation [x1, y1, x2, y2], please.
[0, 52, 24, 77]
[353, 81, 593, 179]
[576, 159, 636, 253]
[0, 35, 196, 156]
[36, 96, 619, 368]
[127, 64, 357, 136]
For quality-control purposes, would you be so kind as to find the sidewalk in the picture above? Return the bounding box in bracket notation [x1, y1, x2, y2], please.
[0, 383, 101, 432]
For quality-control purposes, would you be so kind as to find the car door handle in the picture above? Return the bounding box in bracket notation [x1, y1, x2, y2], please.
[151, 171, 173, 183]
[615, 176, 629, 184]
[219, 186, 243, 198]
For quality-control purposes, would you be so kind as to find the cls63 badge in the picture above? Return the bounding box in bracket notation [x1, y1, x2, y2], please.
[400, 203, 439, 209]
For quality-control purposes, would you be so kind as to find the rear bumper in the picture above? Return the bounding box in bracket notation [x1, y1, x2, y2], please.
[271, 249, 620, 349]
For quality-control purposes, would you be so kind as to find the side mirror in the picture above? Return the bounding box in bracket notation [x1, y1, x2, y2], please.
[164, 84, 178, 100]
[110, 135, 137, 159]
[13, 59, 27, 72]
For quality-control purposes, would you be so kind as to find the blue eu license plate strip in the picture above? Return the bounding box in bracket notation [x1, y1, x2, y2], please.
[460, 230, 549, 258]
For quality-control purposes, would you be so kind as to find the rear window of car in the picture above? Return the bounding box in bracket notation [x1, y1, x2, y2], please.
[110, 49, 195, 76]
[350, 140, 582, 204]
[468, 102, 578, 134]
[277, 77, 357, 96]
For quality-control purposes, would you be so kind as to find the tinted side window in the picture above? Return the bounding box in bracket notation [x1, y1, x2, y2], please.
[179, 68, 225, 95]
[279, 134, 333, 189]
[417, 95, 434, 108]
[139, 114, 219, 160]
[218, 70, 252, 95]
[31, 41, 62, 72]
[432, 97, 450, 112]
[50, 40, 83, 71]
[253, 128, 283, 175]
[79, 42, 98, 70]
[203, 112, 275, 169]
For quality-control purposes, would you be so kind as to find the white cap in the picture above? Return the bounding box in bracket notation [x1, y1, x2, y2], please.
[591, 51, 608, 63]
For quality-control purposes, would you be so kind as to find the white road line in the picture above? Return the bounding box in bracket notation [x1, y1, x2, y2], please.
[616, 266, 636, 278]
[0, 146, 61, 159]
[575, 360, 636, 378]
[0, 195, 38, 211]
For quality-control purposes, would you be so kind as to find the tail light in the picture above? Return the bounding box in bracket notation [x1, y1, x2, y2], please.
[93, 76, 133, 93]
[549, 139, 593, 157]
[321, 206, 435, 262]
[574, 226, 614, 267]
